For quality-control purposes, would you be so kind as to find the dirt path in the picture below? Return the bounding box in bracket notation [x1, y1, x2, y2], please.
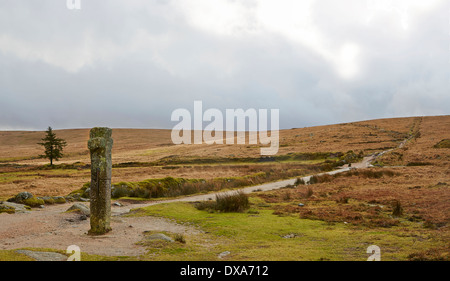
[0, 201, 202, 258]
[0, 151, 383, 260]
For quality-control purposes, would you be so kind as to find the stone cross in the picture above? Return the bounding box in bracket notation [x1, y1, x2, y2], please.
[87, 127, 113, 235]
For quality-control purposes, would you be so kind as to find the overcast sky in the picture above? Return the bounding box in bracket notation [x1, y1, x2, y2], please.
[0, 0, 449, 130]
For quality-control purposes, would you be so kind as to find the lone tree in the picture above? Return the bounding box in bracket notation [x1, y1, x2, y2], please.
[38, 126, 67, 166]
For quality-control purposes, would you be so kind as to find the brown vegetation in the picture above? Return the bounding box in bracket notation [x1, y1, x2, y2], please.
[256, 165, 449, 229]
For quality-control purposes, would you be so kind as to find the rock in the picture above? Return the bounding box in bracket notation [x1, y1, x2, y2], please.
[9, 192, 33, 202]
[298, 203, 305, 207]
[40, 196, 55, 204]
[16, 250, 67, 261]
[66, 203, 90, 216]
[218, 251, 231, 259]
[0, 202, 16, 214]
[66, 214, 87, 223]
[88, 127, 113, 235]
[23, 197, 45, 207]
[113, 202, 122, 207]
[144, 233, 174, 242]
[0, 202, 31, 213]
[69, 194, 82, 201]
[7, 192, 31, 204]
[8, 192, 45, 207]
[53, 196, 67, 204]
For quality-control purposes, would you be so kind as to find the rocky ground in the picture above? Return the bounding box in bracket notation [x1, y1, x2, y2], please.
[0, 199, 202, 259]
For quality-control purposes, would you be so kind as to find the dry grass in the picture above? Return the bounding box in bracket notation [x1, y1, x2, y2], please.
[0, 115, 449, 261]
[257, 165, 450, 229]
[0, 116, 431, 166]
[0, 115, 449, 202]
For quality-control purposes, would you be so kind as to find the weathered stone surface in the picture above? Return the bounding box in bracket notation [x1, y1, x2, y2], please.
[218, 251, 231, 259]
[7, 192, 45, 207]
[16, 250, 67, 261]
[145, 233, 174, 242]
[67, 203, 90, 216]
[7, 192, 33, 203]
[40, 196, 55, 204]
[0, 202, 31, 213]
[88, 127, 113, 235]
[53, 196, 67, 204]
[0, 202, 16, 214]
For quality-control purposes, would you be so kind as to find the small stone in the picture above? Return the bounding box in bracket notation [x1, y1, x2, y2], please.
[218, 251, 231, 259]
[145, 233, 174, 242]
[298, 203, 305, 207]
[113, 202, 122, 207]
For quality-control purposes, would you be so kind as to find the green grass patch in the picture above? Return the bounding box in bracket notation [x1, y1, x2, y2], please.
[0, 250, 36, 261]
[128, 199, 446, 261]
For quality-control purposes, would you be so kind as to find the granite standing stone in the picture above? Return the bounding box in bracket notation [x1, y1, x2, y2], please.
[87, 127, 113, 235]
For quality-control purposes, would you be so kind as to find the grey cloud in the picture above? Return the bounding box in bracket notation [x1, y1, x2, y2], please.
[0, 0, 448, 130]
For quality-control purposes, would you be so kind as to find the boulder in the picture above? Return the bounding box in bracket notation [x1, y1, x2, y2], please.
[0, 202, 31, 214]
[7, 192, 45, 207]
[40, 197, 55, 205]
[8, 192, 33, 203]
[66, 203, 90, 216]
[23, 197, 45, 207]
[53, 196, 67, 204]
[0, 202, 16, 214]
